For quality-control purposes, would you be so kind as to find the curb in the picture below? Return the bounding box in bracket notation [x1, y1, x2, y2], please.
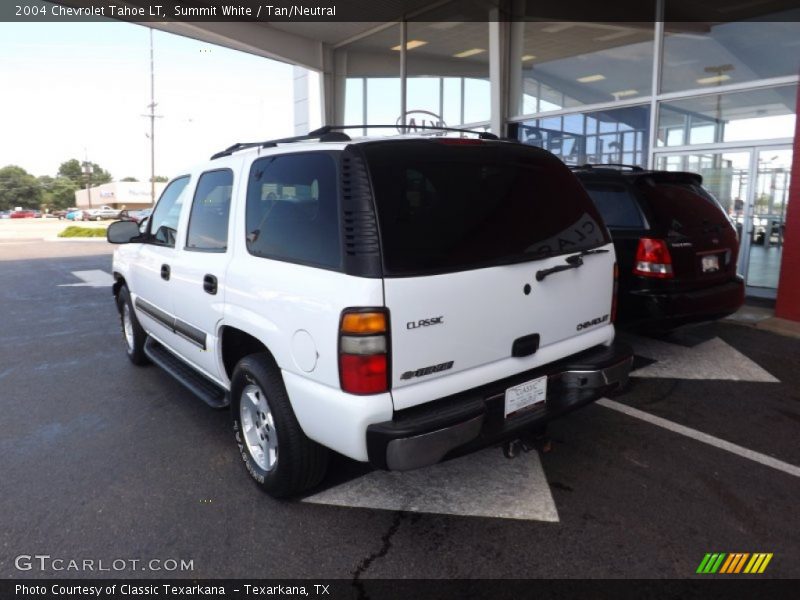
[45, 237, 110, 243]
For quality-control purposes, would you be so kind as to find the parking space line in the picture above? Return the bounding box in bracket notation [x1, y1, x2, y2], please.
[597, 398, 800, 479]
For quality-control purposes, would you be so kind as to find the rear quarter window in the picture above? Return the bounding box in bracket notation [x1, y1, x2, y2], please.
[245, 152, 341, 269]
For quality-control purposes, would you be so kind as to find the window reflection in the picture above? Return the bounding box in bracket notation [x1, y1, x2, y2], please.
[661, 8, 800, 93]
[511, 19, 654, 117]
[513, 105, 650, 167]
[657, 86, 797, 147]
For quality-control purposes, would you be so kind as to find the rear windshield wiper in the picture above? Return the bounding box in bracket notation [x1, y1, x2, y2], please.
[536, 248, 609, 281]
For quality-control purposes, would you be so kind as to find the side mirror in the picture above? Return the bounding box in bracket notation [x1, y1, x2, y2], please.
[107, 220, 142, 244]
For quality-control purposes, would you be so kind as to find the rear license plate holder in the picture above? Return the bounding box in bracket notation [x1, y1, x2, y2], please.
[701, 254, 720, 273]
[504, 375, 547, 418]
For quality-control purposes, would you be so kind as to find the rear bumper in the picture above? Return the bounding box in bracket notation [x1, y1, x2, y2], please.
[367, 342, 633, 471]
[621, 276, 744, 331]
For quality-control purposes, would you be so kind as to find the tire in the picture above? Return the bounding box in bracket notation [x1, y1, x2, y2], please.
[231, 353, 329, 498]
[116, 286, 150, 366]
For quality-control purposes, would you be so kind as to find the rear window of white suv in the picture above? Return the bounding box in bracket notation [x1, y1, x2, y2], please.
[362, 140, 610, 276]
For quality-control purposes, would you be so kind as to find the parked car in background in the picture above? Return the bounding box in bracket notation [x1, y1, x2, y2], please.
[86, 205, 121, 221]
[66, 209, 87, 221]
[53, 208, 77, 219]
[573, 165, 744, 333]
[118, 208, 152, 224]
[0, 210, 10, 219]
[10, 209, 36, 218]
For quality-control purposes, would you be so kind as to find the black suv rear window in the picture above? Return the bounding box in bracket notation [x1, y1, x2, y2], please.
[361, 141, 610, 275]
[581, 181, 645, 229]
[636, 178, 729, 236]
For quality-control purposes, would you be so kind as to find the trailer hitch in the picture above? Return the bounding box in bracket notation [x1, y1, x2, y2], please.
[502, 426, 551, 459]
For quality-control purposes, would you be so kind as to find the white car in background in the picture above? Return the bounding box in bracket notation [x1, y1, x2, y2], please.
[86, 205, 121, 220]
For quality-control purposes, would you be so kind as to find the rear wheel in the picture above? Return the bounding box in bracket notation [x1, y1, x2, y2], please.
[231, 353, 328, 498]
[116, 286, 149, 365]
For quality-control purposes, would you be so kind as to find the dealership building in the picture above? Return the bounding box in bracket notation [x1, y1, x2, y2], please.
[74, 181, 167, 211]
[136, 1, 800, 321]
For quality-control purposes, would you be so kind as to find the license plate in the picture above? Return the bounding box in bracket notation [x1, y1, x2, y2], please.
[504, 375, 547, 418]
[701, 254, 720, 273]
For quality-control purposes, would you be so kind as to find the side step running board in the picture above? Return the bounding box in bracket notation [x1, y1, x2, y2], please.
[144, 337, 229, 409]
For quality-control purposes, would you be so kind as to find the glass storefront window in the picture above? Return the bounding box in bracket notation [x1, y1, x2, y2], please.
[404, 20, 490, 128]
[333, 25, 400, 136]
[512, 105, 650, 167]
[661, 8, 800, 93]
[511, 17, 655, 117]
[657, 85, 797, 147]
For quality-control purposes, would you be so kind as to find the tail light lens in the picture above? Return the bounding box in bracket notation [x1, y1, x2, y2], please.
[633, 238, 674, 279]
[611, 262, 619, 323]
[339, 309, 389, 395]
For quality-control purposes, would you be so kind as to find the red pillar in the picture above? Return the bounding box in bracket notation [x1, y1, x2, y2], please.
[775, 85, 800, 322]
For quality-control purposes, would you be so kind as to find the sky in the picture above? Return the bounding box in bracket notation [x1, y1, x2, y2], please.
[0, 16, 297, 181]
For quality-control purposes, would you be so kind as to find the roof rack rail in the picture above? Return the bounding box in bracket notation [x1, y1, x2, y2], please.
[209, 124, 498, 160]
[318, 124, 499, 140]
[209, 128, 353, 160]
[572, 163, 644, 172]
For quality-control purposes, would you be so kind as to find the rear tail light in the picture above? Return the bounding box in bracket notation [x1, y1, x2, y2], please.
[633, 238, 673, 279]
[339, 309, 389, 395]
[611, 262, 619, 323]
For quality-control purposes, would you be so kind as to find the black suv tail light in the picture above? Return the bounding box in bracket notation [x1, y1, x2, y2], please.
[633, 238, 674, 279]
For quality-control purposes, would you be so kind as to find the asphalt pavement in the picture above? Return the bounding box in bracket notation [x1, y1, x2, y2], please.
[1, 239, 798, 580]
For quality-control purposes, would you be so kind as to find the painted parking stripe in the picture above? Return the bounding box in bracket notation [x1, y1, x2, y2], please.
[597, 398, 800, 478]
[58, 269, 113, 288]
[303, 447, 559, 522]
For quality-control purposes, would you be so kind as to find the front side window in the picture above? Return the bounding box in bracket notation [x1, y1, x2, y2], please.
[150, 176, 190, 247]
[245, 153, 340, 269]
[186, 169, 233, 252]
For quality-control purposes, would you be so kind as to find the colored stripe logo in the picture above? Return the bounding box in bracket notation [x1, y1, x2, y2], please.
[697, 553, 773, 574]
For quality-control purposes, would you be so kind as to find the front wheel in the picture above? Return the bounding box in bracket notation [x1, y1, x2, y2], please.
[116, 286, 149, 365]
[230, 353, 328, 498]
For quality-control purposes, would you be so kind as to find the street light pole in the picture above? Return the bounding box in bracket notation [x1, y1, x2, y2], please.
[82, 157, 94, 209]
[142, 28, 162, 206]
[149, 28, 156, 206]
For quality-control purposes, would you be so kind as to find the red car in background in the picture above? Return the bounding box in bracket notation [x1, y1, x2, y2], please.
[10, 210, 36, 218]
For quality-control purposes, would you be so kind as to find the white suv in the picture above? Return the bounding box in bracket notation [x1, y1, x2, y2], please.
[108, 126, 633, 497]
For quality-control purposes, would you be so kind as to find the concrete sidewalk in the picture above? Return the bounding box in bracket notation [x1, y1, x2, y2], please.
[725, 302, 800, 340]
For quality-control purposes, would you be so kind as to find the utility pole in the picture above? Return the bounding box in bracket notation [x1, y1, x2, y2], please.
[142, 28, 162, 206]
[82, 149, 93, 209]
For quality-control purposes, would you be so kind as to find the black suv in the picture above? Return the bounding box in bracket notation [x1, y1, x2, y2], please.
[573, 165, 744, 332]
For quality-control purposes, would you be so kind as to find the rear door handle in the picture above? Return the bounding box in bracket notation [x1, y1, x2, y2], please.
[160, 264, 170, 281]
[203, 274, 218, 295]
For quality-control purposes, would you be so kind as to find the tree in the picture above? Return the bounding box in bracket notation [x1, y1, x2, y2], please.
[57, 159, 112, 188]
[150, 175, 168, 182]
[0, 165, 42, 210]
[45, 177, 80, 210]
[120, 176, 139, 182]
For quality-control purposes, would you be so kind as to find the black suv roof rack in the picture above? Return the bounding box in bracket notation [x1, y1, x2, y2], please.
[210, 124, 498, 159]
[572, 163, 645, 172]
